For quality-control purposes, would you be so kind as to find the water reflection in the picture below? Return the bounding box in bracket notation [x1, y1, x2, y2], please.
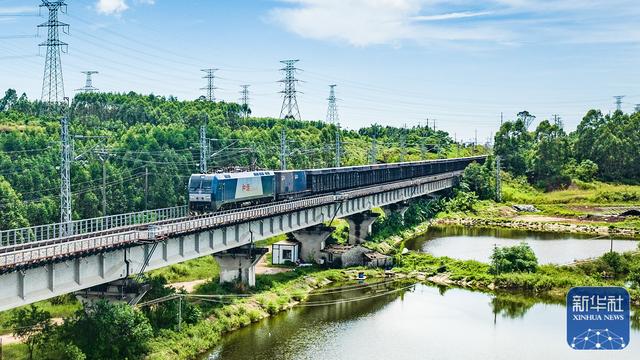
[405, 225, 639, 264]
[204, 283, 640, 360]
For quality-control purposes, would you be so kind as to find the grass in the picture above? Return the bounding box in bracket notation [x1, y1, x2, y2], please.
[2, 343, 29, 360]
[147, 256, 220, 283]
[0, 298, 81, 335]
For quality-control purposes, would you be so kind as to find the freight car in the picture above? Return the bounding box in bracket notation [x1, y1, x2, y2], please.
[188, 156, 485, 212]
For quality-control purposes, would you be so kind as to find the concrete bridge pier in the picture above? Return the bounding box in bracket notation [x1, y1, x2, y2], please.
[382, 202, 411, 221]
[213, 246, 267, 287]
[345, 211, 380, 245]
[291, 224, 334, 264]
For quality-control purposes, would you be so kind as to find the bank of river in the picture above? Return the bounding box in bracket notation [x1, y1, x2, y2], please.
[202, 282, 640, 359]
[406, 225, 639, 264]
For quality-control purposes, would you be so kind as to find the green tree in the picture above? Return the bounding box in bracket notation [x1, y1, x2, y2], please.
[8, 305, 52, 360]
[462, 161, 495, 200]
[494, 119, 532, 176]
[66, 301, 153, 360]
[0, 176, 29, 230]
[490, 242, 538, 274]
[529, 120, 571, 189]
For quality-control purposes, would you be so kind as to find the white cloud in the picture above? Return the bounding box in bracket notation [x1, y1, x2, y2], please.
[0, 6, 37, 15]
[267, 0, 640, 47]
[267, 0, 509, 46]
[95, 0, 155, 15]
[96, 0, 129, 15]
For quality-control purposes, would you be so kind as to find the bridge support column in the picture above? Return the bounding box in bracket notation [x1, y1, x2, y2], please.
[382, 202, 410, 222]
[291, 224, 333, 264]
[345, 211, 380, 245]
[213, 246, 267, 287]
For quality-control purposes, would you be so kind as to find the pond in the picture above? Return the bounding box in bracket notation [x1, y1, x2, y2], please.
[204, 281, 640, 359]
[405, 225, 639, 264]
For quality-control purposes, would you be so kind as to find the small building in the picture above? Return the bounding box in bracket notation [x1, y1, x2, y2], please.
[363, 252, 393, 268]
[321, 244, 392, 268]
[272, 240, 300, 265]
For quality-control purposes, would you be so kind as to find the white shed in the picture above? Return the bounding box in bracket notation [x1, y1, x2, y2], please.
[272, 240, 300, 265]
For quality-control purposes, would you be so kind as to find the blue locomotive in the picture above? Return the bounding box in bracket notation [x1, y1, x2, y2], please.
[188, 156, 485, 212]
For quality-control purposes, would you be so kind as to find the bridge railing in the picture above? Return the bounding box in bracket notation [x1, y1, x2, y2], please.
[0, 205, 189, 248]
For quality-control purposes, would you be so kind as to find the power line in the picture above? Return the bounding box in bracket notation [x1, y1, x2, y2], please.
[279, 59, 301, 120]
[39, 0, 69, 105]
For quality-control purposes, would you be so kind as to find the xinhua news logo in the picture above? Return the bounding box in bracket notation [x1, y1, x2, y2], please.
[567, 287, 630, 350]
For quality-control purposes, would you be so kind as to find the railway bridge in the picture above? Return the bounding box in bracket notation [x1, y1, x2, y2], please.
[0, 157, 485, 312]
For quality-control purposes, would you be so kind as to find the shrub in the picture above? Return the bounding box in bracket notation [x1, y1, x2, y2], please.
[628, 265, 640, 289]
[573, 160, 599, 182]
[490, 242, 538, 274]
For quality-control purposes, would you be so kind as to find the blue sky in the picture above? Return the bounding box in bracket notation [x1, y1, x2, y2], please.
[1, 0, 639, 141]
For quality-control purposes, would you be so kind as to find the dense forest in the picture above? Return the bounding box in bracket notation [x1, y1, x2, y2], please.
[494, 109, 640, 190]
[0, 89, 481, 230]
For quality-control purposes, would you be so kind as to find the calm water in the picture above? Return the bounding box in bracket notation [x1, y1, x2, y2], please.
[204, 282, 640, 360]
[405, 226, 639, 264]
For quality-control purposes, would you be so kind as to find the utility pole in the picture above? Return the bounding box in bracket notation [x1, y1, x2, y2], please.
[39, 0, 69, 105]
[76, 71, 98, 93]
[280, 128, 287, 170]
[144, 167, 149, 210]
[97, 148, 109, 216]
[177, 295, 182, 332]
[326, 85, 341, 167]
[495, 156, 502, 202]
[369, 138, 377, 164]
[279, 59, 301, 120]
[201, 68, 218, 102]
[199, 124, 207, 173]
[60, 114, 72, 236]
[614, 96, 625, 112]
[433, 119, 437, 132]
[500, 112, 503, 126]
[474, 129, 478, 153]
[239, 85, 250, 119]
[400, 124, 407, 162]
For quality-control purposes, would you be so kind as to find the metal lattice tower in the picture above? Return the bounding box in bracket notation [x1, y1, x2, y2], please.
[200, 125, 207, 173]
[201, 69, 219, 102]
[60, 115, 72, 236]
[400, 124, 407, 162]
[326, 85, 341, 167]
[369, 138, 377, 165]
[279, 59, 301, 120]
[635, 104, 640, 113]
[239, 85, 250, 119]
[614, 96, 625, 112]
[39, 0, 69, 104]
[552, 114, 563, 128]
[76, 71, 98, 93]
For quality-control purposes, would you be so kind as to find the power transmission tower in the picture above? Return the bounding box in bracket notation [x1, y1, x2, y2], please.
[279, 59, 301, 120]
[201, 68, 218, 102]
[280, 128, 287, 170]
[39, 0, 69, 105]
[326, 85, 341, 167]
[552, 114, 563, 128]
[76, 71, 98, 93]
[60, 115, 72, 236]
[614, 96, 625, 112]
[199, 125, 207, 173]
[239, 85, 250, 119]
[635, 104, 640, 113]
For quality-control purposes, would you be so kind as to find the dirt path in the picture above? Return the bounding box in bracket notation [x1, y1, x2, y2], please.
[169, 247, 291, 293]
[1, 318, 63, 345]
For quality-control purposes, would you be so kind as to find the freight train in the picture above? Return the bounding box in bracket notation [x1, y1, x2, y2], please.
[188, 156, 486, 212]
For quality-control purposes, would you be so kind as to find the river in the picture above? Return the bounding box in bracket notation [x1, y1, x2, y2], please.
[204, 281, 639, 359]
[405, 225, 639, 264]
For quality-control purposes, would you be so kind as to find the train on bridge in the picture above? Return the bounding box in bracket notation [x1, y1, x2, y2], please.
[188, 156, 486, 212]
